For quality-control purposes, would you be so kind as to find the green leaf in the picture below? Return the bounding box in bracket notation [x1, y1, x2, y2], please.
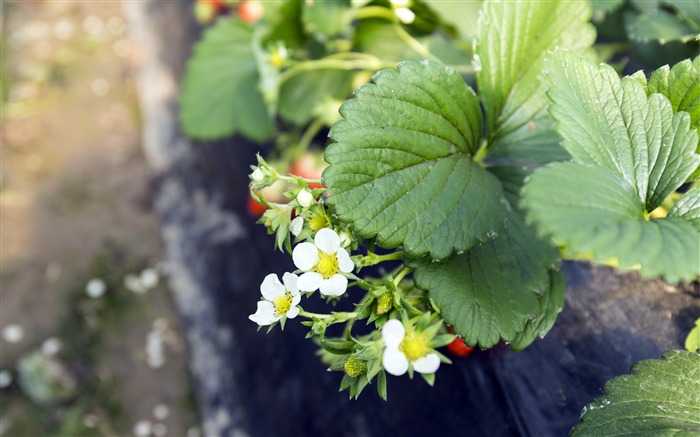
[546, 50, 700, 212]
[278, 69, 354, 125]
[325, 60, 508, 259]
[475, 0, 595, 163]
[571, 350, 700, 437]
[422, 0, 482, 40]
[669, 186, 700, 231]
[648, 56, 700, 130]
[261, 0, 306, 48]
[302, 0, 353, 39]
[666, 0, 700, 25]
[510, 269, 565, 351]
[180, 19, 273, 141]
[627, 9, 699, 44]
[412, 211, 559, 349]
[522, 162, 700, 282]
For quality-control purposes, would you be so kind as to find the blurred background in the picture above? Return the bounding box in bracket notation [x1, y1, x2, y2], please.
[1, 2, 198, 436]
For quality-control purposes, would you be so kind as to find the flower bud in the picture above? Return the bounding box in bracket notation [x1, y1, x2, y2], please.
[297, 189, 314, 208]
[290, 216, 304, 237]
[251, 167, 265, 182]
[339, 230, 353, 248]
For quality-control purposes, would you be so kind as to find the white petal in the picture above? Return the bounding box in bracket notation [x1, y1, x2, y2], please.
[412, 353, 441, 374]
[319, 274, 348, 296]
[282, 272, 300, 294]
[314, 228, 340, 254]
[290, 217, 304, 236]
[291, 293, 302, 306]
[286, 305, 300, 319]
[292, 242, 318, 270]
[298, 272, 323, 292]
[336, 248, 354, 273]
[260, 274, 285, 301]
[382, 319, 405, 348]
[249, 301, 279, 326]
[383, 348, 409, 376]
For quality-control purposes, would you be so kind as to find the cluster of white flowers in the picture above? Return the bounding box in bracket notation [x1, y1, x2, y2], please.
[249, 228, 355, 326]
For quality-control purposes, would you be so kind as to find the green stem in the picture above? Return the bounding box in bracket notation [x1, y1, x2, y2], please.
[278, 57, 387, 88]
[473, 139, 489, 166]
[392, 23, 443, 64]
[392, 267, 412, 287]
[291, 118, 325, 160]
[360, 251, 404, 267]
[355, 5, 397, 21]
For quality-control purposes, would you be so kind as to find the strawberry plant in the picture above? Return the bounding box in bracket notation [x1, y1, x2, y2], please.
[179, 0, 700, 433]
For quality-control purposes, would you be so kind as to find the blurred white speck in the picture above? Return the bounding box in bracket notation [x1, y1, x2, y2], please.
[41, 338, 62, 357]
[83, 16, 104, 36]
[28, 20, 50, 41]
[0, 370, 12, 388]
[153, 404, 169, 420]
[2, 325, 24, 344]
[53, 20, 75, 40]
[187, 427, 201, 437]
[113, 39, 133, 58]
[125, 274, 147, 294]
[86, 278, 106, 298]
[140, 268, 159, 290]
[133, 420, 152, 437]
[152, 423, 167, 437]
[91, 79, 110, 97]
[107, 16, 126, 36]
[394, 7, 415, 24]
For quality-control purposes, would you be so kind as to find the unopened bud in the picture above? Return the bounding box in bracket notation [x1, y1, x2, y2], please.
[290, 216, 304, 237]
[251, 167, 265, 182]
[297, 189, 314, 208]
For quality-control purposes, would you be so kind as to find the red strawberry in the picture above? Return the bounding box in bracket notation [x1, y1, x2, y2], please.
[238, 0, 264, 24]
[447, 327, 474, 357]
[289, 154, 326, 189]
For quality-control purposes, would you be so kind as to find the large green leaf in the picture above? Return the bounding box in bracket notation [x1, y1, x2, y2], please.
[324, 60, 507, 259]
[627, 9, 699, 44]
[571, 350, 700, 437]
[423, 0, 482, 40]
[412, 211, 560, 349]
[648, 56, 700, 130]
[180, 19, 273, 141]
[475, 0, 595, 163]
[546, 50, 700, 212]
[523, 162, 700, 283]
[669, 186, 700, 231]
[510, 269, 565, 351]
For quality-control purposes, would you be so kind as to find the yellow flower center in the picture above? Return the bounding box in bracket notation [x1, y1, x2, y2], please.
[273, 293, 293, 316]
[308, 214, 329, 232]
[376, 292, 393, 315]
[343, 355, 367, 378]
[400, 332, 430, 361]
[315, 251, 339, 279]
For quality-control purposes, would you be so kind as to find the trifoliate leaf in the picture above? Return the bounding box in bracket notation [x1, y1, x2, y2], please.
[412, 211, 559, 349]
[668, 186, 700, 231]
[648, 56, 700, 130]
[325, 60, 507, 259]
[278, 69, 354, 125]
[571, 350, 700, 437]
[510, 269, 565, 351]
[627, 9, 699, 44]
[522, 162, 700, 283]
[475, 0, 595, 164]
[180, 19, 273, 141]
[546, 50, 700, 212]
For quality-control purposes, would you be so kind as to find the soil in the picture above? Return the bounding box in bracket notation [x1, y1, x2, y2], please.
[1, 2, 197, 435]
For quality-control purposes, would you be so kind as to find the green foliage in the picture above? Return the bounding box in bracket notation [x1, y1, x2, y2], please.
[523, 51, 700, 282]
[412, 212, 560, 349]
[627, 8, 699, 44]
[278, 69, 354, 125]
[686, 318, 700, 353]
[180, 19, 273, 141]
[325, 60, 507, 259]
[669, 186, 700, 230]
[302, 0, 353, 39]
[647, 56, 700, 131]
[476, 0, 595, 164]
[571, 350, 700, 436]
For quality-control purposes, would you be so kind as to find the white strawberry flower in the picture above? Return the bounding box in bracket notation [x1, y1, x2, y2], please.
[382, 319, 440, 376]
[292, 228, 354, 296]
[249, 273, 301, 326]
